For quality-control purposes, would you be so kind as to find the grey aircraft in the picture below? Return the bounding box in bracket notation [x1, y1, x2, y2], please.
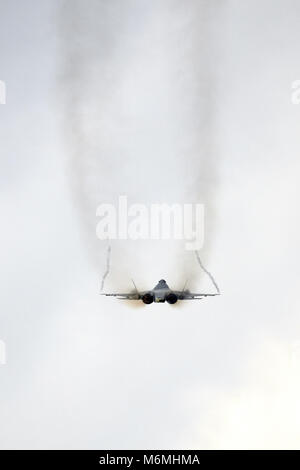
[101, 279, 220, 304]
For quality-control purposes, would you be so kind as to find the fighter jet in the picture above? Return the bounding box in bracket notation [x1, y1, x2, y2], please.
[101, 279, 220, 304]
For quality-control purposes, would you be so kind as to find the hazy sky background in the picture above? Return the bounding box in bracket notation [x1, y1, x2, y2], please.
[0, 0, 300, 449]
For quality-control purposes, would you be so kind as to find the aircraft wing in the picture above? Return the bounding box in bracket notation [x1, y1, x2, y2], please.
[101, 293, 141, 300]
[175, 292, 220, 300]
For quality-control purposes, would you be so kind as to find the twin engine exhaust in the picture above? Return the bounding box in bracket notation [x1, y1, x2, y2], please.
[142, 292, 178, 304]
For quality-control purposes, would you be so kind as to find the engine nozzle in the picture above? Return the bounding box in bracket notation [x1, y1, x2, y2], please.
[142, 292, 154, 304]
[165, 293, 178, 304]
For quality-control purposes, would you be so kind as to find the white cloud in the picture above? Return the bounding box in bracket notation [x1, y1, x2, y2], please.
[183, 339, 300, 449]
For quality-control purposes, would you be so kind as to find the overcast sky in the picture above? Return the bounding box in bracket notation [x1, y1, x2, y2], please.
[1, 0, 300, 449]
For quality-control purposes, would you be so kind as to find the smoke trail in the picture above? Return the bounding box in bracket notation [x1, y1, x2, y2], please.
[59, 0, 223, 288]
[100, 245, 111, 292]
[195, 251, 220, 294]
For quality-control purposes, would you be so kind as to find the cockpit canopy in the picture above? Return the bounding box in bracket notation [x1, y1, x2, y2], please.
[154, 279, 169, 289]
